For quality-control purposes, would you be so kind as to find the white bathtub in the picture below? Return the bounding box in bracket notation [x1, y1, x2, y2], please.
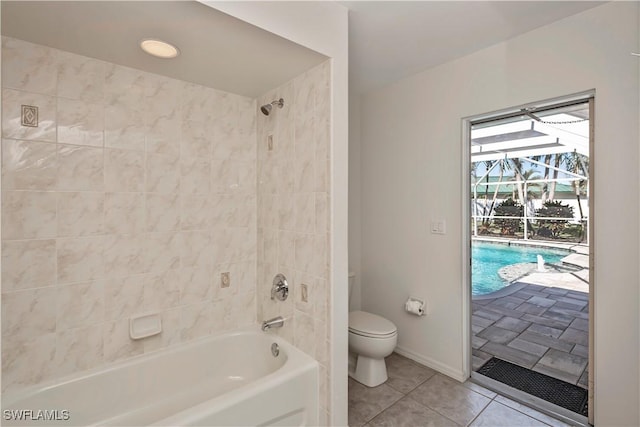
[2, 328, 319, 426]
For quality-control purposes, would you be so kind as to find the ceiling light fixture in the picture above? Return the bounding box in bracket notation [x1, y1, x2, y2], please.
[140, 38, 180, 59]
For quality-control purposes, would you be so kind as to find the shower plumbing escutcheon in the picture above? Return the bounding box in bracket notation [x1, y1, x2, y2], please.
[271, 273, 289, 301]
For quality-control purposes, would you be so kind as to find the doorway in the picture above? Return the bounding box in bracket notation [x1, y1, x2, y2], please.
[464, 95, 594, 426]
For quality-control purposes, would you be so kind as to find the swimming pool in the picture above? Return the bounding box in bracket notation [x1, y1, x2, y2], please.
[472, 241, 570, 296]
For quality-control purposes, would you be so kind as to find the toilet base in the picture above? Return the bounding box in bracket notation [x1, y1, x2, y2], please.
[349, 355, 388, 387]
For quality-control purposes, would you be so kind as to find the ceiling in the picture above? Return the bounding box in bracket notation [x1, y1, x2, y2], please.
[1, 1, 327, 98]
[344, 1, 604, 93]
[2, 1, 605, 98]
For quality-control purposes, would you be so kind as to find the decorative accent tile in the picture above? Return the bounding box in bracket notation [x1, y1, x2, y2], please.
[21, 105, 38, 127]
[3, 89, 56, 141]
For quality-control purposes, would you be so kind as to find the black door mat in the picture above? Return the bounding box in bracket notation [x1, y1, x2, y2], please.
[477, 357, 588, 416]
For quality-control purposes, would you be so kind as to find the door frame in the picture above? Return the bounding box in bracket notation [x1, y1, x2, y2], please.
[460, 90, 595, 426]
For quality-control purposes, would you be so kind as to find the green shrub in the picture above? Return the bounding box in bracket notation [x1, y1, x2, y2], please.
[494, 198, 523, 235]
[536, 200, 574, 238]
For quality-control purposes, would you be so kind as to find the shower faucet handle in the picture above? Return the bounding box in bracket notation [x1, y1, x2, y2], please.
[271, 273, 289, 301]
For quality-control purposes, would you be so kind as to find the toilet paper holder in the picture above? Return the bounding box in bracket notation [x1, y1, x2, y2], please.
[405, 297, 425, 316]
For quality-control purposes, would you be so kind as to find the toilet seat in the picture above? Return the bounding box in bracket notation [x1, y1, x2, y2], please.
[349, 311, 397, 338]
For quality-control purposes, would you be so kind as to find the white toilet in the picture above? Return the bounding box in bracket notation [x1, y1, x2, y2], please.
[348, 273, 398, 387]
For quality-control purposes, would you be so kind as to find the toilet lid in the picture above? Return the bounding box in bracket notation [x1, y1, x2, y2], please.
[349, 311, 397, 337]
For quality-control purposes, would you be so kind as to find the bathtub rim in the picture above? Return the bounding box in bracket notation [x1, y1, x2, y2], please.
[2, 324, 316, 409]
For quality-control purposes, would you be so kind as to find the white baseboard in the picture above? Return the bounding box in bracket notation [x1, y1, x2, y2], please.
[394, 345, 467, 383]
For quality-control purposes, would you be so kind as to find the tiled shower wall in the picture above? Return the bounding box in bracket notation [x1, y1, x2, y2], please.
[256, 61, 331, 423]
[1, 37, 258, 393]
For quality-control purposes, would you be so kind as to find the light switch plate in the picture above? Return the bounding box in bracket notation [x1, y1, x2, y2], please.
[431, 220, 446, 234]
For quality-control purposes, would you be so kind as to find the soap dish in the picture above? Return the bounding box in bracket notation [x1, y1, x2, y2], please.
[130, 313, 162, 340]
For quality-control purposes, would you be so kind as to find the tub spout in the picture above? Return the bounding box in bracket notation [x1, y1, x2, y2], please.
[262, 316, 284, 331]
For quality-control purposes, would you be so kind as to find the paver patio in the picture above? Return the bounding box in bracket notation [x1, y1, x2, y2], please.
[472, 253, 590, 389]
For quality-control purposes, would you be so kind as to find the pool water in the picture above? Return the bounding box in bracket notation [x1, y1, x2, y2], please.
[472, 242, 569, 296]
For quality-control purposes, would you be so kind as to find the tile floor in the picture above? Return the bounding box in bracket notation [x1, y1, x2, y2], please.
[349, 353, 573, 427]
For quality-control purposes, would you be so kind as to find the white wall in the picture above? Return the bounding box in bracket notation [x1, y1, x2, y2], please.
[349, 93, 362, 311]
[201, 3, 349, 425]
[359, 3, 639, 425]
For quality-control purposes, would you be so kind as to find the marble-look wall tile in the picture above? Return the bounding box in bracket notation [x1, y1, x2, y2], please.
[104, 148, 144, 192]
[295, 193, 315, 233]
[256, 60, 331, 419]
[146, 153, 179, 194]
[2, 190, 57, 239]
[181, 157, 211, 195]
[212, 261, 257, 298]
[181, 302, 212, 341]
[104, 192, 145, 235]
[104, 64, 145, 108]
[316, 193, 328, 234]
[57, 144, 104, 191]
[104, 276, 145, 321]
[103, 319, 144, 363]
[146, 193, 180, 232]
[2, 139, 57, 190]
[57, 192, 104, 237]
[56, 280, 104, 330]
[144, 74, 182, 114]
[181, 122, 211, 160]
[2, 37, 57, 95]
[55, 324, 103, 376]
[2, 89, 57, 142]
[145, 232, 181, 273]
[57, 236, 104, 284]
[2, 39, 261, 394]
[180, 266, 213, 305]
[223, 292, 256, 330]
[2, 334, 56, 393]
[2, 239, 56, 292]
[57, 98, 104, 147]
[294, 311, 316, 358]
[144, 270, 180, 311]
[104, 105, 145, 151]
[103, 234, 146, 278]
[2, 288, 57, 340]
[146, 110, 180, 156]
[143, 308, 181, 352]
[57, 51, 105, 102]
[181, 195, 211, 231]
[181, 231, 212, 268]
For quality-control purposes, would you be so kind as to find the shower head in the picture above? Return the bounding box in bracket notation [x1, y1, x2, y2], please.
[260, 98, 284, 116]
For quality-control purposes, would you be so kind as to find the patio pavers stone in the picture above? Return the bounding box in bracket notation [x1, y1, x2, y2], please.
[517, 330, 574, 353]
[473, 277, 589, 389]
[534, 349, 587, 384]
[481, 342, 539, 369]
[559, 327, 588, 346]
[472, 315, 495, 329]
[571, 344, 588, 358]
[494, 316, 530, 333]
[526, 324, 564, 339]
[569, 318, 589, 332]
[507, 338, 548, 357]
[527, 296, 557, 307]
[477, 326, 519, 344]
[514, 302, 547, 316]
[473, 309, 504, 322]
[520, 313, 571, 329]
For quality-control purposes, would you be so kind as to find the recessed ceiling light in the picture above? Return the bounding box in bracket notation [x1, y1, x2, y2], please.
[140, 39, 180, 59]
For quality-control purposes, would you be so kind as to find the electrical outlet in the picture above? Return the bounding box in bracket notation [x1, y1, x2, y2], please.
[300, 283, 308, 303]
[267, 135, 274, 151]
[221, 272, 230, 288]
